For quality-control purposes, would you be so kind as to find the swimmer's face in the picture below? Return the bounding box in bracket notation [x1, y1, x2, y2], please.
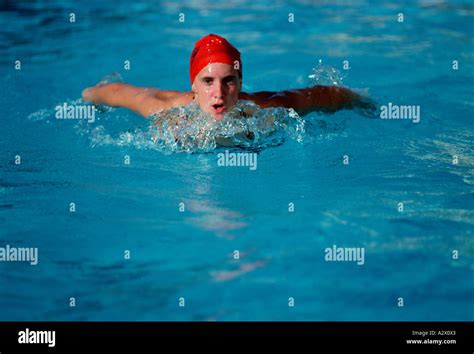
[192, 63, 241, 120]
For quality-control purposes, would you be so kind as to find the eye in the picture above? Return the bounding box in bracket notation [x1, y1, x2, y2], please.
[225, 77, 236, 85]
[204, 78, 213, 85]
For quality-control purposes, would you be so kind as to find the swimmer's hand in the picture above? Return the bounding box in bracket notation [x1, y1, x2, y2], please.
[351, 94, 378, 118]
[81, 82, 119, 105]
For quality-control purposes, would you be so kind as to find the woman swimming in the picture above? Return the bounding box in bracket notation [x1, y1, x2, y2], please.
[82, 34, 375, 123]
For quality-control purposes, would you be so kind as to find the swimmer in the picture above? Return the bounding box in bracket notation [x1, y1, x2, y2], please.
[82, 34, 375, 120]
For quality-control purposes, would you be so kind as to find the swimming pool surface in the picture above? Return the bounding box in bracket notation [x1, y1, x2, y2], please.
[0, 0, 473, 321]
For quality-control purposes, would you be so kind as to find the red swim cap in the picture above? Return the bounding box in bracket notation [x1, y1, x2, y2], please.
[189, 34, 242, 85]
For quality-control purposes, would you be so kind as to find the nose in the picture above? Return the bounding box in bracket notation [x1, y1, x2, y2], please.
[213, 81, 224, 99]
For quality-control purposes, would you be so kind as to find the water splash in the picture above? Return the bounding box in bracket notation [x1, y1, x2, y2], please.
[73, 100, 305, 153]
[308, 59, 345, 86]
[307, 60, 378, 118]
[98, 72, 123, 85]
[27, 108, 53, 122]
[148, 100, 305, 153]
[86, 125, 159, 150]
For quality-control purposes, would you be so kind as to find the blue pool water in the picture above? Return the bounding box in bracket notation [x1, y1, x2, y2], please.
[0, 0, 473, 321]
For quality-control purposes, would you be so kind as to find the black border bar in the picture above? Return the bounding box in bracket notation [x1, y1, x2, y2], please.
[0, 321, 472, 353]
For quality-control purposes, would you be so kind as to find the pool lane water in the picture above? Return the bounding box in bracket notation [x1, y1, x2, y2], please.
[0, 0, 473, 320]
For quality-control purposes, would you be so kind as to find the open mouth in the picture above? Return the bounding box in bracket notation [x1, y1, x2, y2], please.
[211, 103, 226, 114]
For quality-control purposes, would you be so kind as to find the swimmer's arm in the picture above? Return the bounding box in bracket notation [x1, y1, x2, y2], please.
[82, 83, 188, 117]
[240, 85, 375, 116]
